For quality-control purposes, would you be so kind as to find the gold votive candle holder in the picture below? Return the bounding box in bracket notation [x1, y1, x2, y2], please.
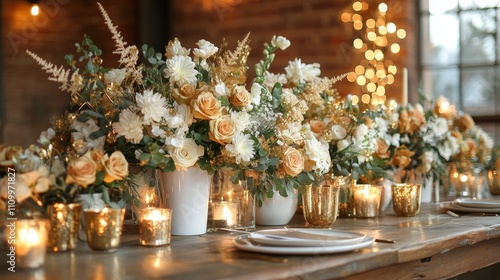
[46, 203, 82, 252]
[302, 184, 340, 228]
[391, 183, 421, 217]
[137, 207, 172, 246]
[13, 219, 48, 269]
[353, 184, 381, 218]
[487, 170, 500, 195]
[83, 208, 125, 252]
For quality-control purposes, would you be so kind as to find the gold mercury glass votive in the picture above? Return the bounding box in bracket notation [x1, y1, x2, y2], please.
[14, 219, 49, 269]
[487, 170, 500, 195]
[46, 203, 82, 252]
[353, 184, 381, 218]
[84, 208, 125, 252]
[391, 183, 421, 217]
[302, 184, 340, 228]
[137, 207, 172, 246]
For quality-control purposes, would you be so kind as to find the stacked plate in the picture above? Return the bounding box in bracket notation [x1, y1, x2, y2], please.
[443, 198, 500, 214]
[232, 228, 375, 255]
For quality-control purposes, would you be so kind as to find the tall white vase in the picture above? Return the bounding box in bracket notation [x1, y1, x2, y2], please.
[158, 166, 212, 236]
[255, 190, 298, 226]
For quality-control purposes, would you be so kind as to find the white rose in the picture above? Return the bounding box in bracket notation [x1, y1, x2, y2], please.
[330, 124, 347, 140]
[353, 124, 369, 142]
[193, 39, 218, 60]
[271, 35, 291, 50]
[250, 83, 262, 107]
[104, 68, 126, 85]
[169, 138, 204, 170]
[214, 82, 228, 97]
[337, 139, 351, 151]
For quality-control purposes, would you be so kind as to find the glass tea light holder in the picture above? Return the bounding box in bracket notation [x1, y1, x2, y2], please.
[391, 183, 421, 217]
[210, 201, 238, 228]
[353, 184, 382, 218]
[14, 219, 49, 269]
[83, 208, 125, 252]
[137, 207, 172, 246]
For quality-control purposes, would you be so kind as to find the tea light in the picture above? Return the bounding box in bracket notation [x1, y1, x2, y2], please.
[15, 219, 48, 269]
[391, 183, 421, 217]
[137, 208, 172, 246]
[353, 184, 381, 218]
[211, 201, 238, 228]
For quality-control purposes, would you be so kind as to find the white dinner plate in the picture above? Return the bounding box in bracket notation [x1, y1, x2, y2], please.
[453, 198, 500, 209]
[247, 228, 366, 247]
[442, 202, 500, 214]
[233, 235, 375, 255]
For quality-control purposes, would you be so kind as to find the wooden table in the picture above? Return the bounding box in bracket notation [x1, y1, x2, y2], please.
[1, 203, 500, 279]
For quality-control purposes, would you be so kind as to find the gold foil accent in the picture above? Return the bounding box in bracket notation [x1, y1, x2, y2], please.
[302, 184, 340, 228]
[391, 183, 421, 217]
[47, 203, 82, 252]
[84, 208, 125, 252]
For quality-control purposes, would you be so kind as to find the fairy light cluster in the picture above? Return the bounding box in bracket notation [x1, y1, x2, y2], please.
[342, 1, 406, 105]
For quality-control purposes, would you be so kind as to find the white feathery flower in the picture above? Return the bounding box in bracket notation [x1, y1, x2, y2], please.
[304, 137, 331, 175]
[136, 89, 168, 125]
[270, 35, 291, 50]
[285, 58, 321, 84]
[226, 133, 255, 164]
[112, 109, 144, 144]
[263, 71, 287, 89]
[230, 110, 251, 133]
[193, 39, 218, 60]
[250, 83, 262, 107]
[166, 38, 190, 59]
[164, 55, 198, 87]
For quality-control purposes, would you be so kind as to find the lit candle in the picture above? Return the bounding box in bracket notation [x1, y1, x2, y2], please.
[138, 207, 172, 246]
[402, 67, 408, 106]
[353, 184, 381, 218]
[15, 219, 48, 269]
[211, 201, 238, 228]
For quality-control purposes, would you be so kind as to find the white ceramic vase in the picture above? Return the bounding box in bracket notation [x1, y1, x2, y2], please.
[158, 166, 212, 236]
[255, 190, 298, 226]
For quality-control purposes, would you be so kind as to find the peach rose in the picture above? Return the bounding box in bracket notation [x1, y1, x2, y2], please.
[209, 115, 236, 144]
[374, 138, 390, 159]
[65, 153, 97, 187]
[456, 114, 475, 132]
[172, 84, 196, 105]
[398, 109, 425, 134]
[391, 148, 415, 170]
[309, 120, 327, 134]
[192, 91, 222, 120]
[282, 147, 304, 177]
[229, 85, 251, 108]
[102, 151, 129, 183]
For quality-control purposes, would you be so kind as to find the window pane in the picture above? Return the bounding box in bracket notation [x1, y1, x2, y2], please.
[421, 14, 459, 65]
[422, 68, 460, 104]
[461, 10, 497, 64]
[422, 0, 458, 14]
[462, 66, 496, 115]
[459, 0, 500, 9]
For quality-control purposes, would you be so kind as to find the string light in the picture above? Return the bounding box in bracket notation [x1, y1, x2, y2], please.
[29, 1, 40, 16]
[344, 1, 405, 105]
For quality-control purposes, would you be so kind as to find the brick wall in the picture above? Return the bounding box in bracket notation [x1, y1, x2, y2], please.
[1, 0, 416, 147]
[1, 0, 139, 146]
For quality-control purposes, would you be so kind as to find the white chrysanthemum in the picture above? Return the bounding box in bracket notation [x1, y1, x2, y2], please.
[193, 39, 218, 60]
[104, 68, 126, 85]
[270, 35, 291, 50]
[285, 58, 321, 84]
[226, 133, 255, 164]
[278, 121, 303, 145]
[136, 89, 168, 125]
[165, 38, 190, 59]
[304, 137, 331, 175]
[263, 71, 287, 89]
[230, 110, 251, 133]
[214, 82, 228, 97]
[112, 109, 144, 144]
[164, 55, 198, 87]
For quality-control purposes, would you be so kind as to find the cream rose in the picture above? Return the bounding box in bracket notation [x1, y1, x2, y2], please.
[330, 124, 347, 140]
[209, 115, 236, 144]
[65, 153, 97, 187]
[229, 85, 251, 108]
[102, 151, 129, 183]
[170, 138, 204, 170]
[192, 91, 222, 120]
[309, 120, 327, 134]
[172, 84, 196, 105]
[282, 147, 304, 177]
